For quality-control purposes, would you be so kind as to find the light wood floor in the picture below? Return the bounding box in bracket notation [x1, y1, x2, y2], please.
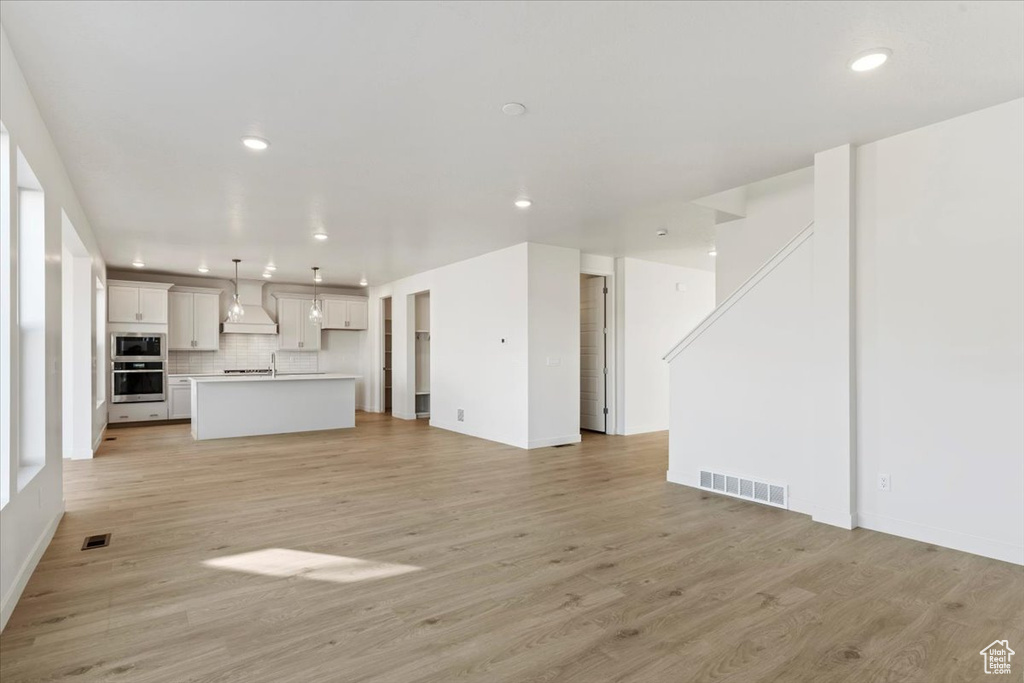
[1, 413, 1020, 682]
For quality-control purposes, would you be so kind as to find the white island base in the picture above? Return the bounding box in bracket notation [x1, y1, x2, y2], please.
[190, 374, 359, 440]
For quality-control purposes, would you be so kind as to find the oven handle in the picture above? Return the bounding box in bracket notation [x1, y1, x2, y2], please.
[112, 370, 166, 374]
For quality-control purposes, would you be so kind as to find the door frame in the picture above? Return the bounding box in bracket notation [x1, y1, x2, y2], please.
[580, 266, 617, 435]
[378, 296, 391, 413]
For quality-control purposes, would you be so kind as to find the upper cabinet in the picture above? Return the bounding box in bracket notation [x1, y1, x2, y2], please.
[169, 288, 221, 350]
[275, 296, 321, 351]
[108, 281, 173, 324]
[322, 296, 368, 330]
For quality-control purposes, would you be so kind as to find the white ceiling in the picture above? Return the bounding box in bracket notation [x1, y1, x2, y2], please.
[1, 1, 1021, 286]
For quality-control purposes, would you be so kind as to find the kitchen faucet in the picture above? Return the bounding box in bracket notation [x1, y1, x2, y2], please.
[270, 352, 277, 377]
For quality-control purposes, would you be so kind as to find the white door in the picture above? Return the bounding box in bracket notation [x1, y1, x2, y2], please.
[169, 383, 192, 419]
[108, 286, 139, 323]
[278, 298, 302, 350]
[580, 275, 606, 432]
[192, 293, 220, 350]
[168, 292, 194, 349]
[302, 299, 322, 350]
[138, 288, 168, 323]
[347, 300, 368, 330]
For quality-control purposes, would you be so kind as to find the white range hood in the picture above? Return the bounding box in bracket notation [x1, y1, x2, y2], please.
[221, 280, 278, 335]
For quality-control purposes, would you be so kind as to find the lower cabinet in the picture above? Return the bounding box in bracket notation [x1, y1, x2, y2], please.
[168, 378, 192, 419]
[109, 402, 168, 424]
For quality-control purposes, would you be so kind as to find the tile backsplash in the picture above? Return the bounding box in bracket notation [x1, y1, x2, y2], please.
[168, 334, 319, 375]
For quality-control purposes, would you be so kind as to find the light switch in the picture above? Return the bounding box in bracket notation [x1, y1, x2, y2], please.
[546, 357, 561, 367]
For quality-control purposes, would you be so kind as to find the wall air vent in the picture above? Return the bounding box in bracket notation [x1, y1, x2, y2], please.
[698, 469, 788, 510]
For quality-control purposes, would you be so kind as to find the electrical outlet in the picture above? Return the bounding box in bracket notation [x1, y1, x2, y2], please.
[878, 473, 891, 492]
[457, 408, 464, 422]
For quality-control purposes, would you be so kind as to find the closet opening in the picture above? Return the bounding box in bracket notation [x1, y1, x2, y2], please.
[413, 291, 430, 418]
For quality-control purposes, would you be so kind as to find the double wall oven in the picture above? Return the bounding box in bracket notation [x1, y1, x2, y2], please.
[111, 333, 166, 403]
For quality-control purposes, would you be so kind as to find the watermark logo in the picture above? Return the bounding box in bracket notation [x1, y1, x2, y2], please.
[980, 640, 1015, 675]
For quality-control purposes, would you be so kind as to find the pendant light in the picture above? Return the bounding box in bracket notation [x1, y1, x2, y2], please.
[227, 258, 245, 322]
[309, 266, 323, 326]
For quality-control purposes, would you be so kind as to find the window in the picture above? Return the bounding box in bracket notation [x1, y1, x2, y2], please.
[95, 278, 105, 406]
[0, 124, 10, 507]
[17, 150, 46, 479]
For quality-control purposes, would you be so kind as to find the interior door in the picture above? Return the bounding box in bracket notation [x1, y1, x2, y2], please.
[192, 293, 220, 350]
[167, 292, 194, 349]
[580, 275, 607, 432]
[138, 288, 168, 323]
[108, 286, 139, 323]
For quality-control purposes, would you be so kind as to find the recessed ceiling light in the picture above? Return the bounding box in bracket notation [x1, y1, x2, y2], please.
[132, 260, 145, 268]
[197, 266, 210, 273]
[656, 228, 668, 237]
[849, 48, 891, 72]
[501, 102, 527, 116]
[359, 278, 368, 287]
[708, 247, 717, 257]
[242, 136, 270, 151]
[262, 271, 272, 279]
[313, 232, 329, 241]
[514, 197, 532, 209]
[265, 264, 277, 271]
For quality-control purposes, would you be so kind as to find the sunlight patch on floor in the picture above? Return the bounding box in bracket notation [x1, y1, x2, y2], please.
[203, 548, 421, 583]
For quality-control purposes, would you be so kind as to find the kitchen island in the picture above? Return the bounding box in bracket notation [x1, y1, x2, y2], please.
[190, 373, 359, 440]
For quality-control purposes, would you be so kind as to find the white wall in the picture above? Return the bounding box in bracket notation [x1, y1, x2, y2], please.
[1, 26, 107, 629]
[619, 258, 715, 435]
[855, 98, 1024, 564]
[367, 242, 582, 449]
[668, 98, 1024, 564]
[369, 244, 531, 447]
[527, 243, 581, 448]
[668, 238, 816, 512]
[715, 166, 813, 303]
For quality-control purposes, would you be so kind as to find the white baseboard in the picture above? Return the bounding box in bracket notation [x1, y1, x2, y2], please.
[0, 503, 65, 631]
[527, 434, 582, 449]
[92, 425, 105, 455]
[392, 410, 416, 421]
[666, 469, 690, 486]
[67, 447, 94, 461]
[859, 512, 1023, 566]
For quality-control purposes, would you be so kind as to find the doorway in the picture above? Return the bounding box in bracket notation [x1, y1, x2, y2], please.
[381, 297, 392, 414]
[580, 274, 607, 433]
[413, 291, 430, 418]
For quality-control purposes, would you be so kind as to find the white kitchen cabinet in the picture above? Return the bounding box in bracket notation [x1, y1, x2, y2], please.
[276, 296, 320, 351]
[108, 285, 141, 323]
[108, 401, 168, 423]
[168, 378, 192, 419]
[169, 288, 221, 350]
[107, 281, 172, 324]
[322, 296, 369, 330]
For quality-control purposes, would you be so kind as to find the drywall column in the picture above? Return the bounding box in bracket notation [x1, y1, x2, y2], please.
[811, 144, 856, 529]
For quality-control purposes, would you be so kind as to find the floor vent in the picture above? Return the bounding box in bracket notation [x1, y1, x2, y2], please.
[698, 469, 788, 510]
[552, 444, 574, 448]
[104, 437, 116, 441]
[81, 534, 111, 550]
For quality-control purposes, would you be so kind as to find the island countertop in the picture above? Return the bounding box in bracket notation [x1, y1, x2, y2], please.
[190, 373, 360, 383]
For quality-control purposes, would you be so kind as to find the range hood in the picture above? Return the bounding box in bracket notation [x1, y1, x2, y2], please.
[221, 280, 278, 335]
